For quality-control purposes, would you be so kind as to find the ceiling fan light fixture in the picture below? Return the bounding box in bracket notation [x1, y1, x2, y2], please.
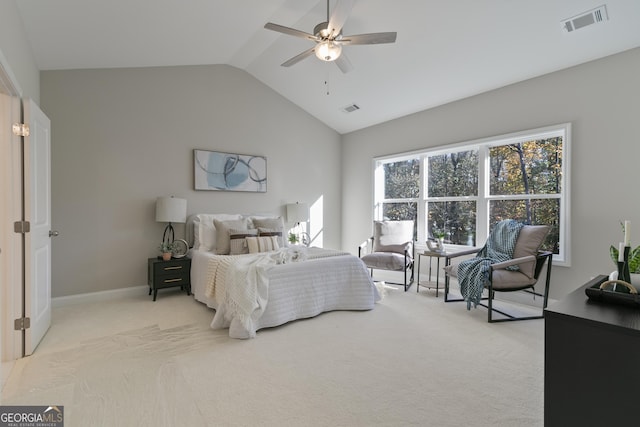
[264, 0, 397, 72]
[315, 41, 342, 62]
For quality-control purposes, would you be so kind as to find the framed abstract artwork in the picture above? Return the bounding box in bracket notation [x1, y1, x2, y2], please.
[194, 149, 267, 192]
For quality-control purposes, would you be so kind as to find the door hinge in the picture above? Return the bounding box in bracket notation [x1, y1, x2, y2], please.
[14, 317, 31, 331]
[14, 221, 31, 234]
[12, 123, 30, 137]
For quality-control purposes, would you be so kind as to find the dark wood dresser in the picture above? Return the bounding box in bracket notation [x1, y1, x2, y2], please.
[544, 275, 640, 427]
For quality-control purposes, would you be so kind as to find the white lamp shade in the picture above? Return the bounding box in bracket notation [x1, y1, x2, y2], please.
[155, 197, 187, 223]
[287, 202, 309, 223]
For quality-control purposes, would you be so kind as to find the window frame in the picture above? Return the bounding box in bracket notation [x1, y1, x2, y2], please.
[373, 123, 571, 266]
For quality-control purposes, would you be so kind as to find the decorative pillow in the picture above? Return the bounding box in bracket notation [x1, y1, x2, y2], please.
[251, 217, 285, 247]
[258, 227, 282, 239]
[373, 220, 414, 252]
[513, 225, 549, 278]
[193, 214, 242, 251]
[229, 228, 258, 255]
[246, 236, 280, 254]
[213, 218, 248, 255]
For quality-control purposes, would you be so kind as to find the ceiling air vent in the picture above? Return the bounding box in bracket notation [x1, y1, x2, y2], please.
[342, 103, 360, 113]
[562, 5, 608, 33]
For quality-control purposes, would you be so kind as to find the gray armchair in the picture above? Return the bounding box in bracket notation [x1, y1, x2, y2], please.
[443, 223, 553, 322]
[359, 220, 414, 291]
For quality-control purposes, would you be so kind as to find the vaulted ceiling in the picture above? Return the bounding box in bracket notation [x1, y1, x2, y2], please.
[15, 0, 640, 134]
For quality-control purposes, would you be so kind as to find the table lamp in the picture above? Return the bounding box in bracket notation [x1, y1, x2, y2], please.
[287, 202, 310, 245]
[156, 196, 187, 244]
[286, 202, 309, 226]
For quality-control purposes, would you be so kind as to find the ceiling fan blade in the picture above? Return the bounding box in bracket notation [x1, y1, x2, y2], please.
[335, 53, 353, 74]
[340, 32, 397, 45]
[328, 0, 354, 38]
[264, 22, 318, 41]
[281, 47, 316, 67]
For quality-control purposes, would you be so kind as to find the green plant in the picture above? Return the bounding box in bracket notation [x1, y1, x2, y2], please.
[610, 220, 640, 273]
[432, 228, 446, 239]
[610, 245, 640, 273]
[288, 232, 299, 244]
[158, 241, 175, 253]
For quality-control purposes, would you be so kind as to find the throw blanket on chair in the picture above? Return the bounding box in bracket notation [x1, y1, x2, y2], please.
[457, 220, 524, 309]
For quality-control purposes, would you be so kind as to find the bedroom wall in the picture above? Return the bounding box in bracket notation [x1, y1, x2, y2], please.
[41, 65, 342, 297]
[341, 47, 640, 300]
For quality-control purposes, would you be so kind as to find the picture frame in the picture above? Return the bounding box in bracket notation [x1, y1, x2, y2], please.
[193, 149, 267, 192]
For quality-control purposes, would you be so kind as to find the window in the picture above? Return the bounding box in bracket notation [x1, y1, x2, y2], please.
[374, 157, 419, 237]
[374, 124, 570, 265]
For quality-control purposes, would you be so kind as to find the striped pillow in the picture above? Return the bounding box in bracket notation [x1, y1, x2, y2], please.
[246, 236, 280, 254]
[251, 217, 285, 247]
[229, 229, 258, 255]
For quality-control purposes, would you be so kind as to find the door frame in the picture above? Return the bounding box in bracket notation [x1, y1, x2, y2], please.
[0, 50, 25, 387]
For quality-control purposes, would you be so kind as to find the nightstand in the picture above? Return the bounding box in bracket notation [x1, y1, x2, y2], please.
[147, 257, 191, 301]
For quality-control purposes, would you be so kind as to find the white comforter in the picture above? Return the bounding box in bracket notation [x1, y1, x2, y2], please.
[190, 247, 379, 338]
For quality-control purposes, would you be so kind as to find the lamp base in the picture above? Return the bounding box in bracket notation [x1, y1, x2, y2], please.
[162, 223, 175, 245]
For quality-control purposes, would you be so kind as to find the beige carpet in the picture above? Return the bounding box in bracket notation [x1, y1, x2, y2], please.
[1, 284, 544, 426]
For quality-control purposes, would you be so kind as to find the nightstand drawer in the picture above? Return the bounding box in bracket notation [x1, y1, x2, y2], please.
[153, 260, 190, 277]
[155, 272, 189, 289]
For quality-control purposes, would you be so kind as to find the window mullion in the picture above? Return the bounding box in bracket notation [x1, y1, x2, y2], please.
[476, 145, 489, 245]
[417, 155, 427, 242]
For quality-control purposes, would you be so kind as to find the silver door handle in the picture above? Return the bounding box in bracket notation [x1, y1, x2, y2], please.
[49, 230, 59, 237]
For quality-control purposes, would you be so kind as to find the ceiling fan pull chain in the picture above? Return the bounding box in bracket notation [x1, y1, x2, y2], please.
[324, 64, 332, 96]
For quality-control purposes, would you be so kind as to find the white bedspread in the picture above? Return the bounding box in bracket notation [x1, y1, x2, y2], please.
[190, 247, 379, 338]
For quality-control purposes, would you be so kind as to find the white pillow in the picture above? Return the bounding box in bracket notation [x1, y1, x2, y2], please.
[193, 214, 242, 251]
[213, 218, 248, 255]
[250, 217, 285, 247]
[246, 236, 280, 253]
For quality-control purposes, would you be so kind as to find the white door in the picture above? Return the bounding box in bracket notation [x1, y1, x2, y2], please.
[24, 98, 52, 355]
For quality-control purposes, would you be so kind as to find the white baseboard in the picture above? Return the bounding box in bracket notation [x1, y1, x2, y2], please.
[52, 286, 147, 308]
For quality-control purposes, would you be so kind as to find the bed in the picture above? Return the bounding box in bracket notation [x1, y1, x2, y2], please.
[187, 213, 379, 338]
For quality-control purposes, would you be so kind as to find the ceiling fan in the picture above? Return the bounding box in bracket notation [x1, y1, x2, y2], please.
[264, 0, 397, 73]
